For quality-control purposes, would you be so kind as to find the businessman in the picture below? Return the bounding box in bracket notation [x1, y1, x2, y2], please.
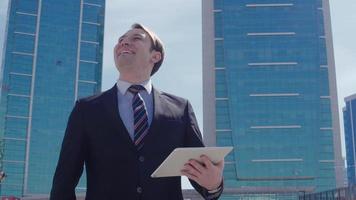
[50, 23, 224, 200]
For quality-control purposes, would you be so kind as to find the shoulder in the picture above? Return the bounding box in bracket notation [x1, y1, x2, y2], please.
[76, 86, 115, 107]
[156, 89, 189, 108]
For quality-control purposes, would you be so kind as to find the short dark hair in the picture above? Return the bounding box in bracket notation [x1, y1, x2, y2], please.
[131, 23, 165, 76]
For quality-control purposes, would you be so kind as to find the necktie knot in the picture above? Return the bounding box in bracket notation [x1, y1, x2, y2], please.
[128, 85, 145, 94]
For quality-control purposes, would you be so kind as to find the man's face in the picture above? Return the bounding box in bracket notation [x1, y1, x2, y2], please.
[114, 28, 159, 74]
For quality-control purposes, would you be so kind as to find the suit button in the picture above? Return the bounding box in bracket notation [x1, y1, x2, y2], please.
[139, 156, 145, 162]
[137, 186, 142, 193]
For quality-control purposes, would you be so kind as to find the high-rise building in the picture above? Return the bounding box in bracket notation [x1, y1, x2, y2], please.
[0, 0, 105, 197]
[202, 0, 343, 196]
[344, 94, 356, 186]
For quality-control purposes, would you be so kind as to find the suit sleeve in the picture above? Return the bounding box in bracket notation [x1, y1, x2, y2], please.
[184, 100, 224, 200]
[50, 101, 87, 200]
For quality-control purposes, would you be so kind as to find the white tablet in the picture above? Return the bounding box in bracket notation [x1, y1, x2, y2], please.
[151, 147, 233, 178]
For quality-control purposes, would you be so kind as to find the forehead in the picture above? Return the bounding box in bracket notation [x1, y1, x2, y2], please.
[120, 28, 148, 39]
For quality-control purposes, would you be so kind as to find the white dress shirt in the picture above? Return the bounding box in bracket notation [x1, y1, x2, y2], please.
[116, 79, 154, 140]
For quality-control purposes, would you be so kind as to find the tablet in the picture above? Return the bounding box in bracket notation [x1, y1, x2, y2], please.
[151, 147, 233, 178]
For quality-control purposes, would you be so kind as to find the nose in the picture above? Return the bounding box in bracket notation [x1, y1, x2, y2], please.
[119, 37, 130, 47]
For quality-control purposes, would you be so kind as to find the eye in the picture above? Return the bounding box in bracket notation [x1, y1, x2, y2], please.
[133, 36, 142, 41]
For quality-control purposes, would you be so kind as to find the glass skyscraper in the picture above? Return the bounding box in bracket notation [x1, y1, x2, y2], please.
[202, 0, 343, 197]
[344, 94, 356, 186]
[0, 0, 105, 197]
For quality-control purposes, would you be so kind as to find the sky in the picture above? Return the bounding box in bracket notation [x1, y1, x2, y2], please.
[102, 0, 356, 158]
[0, 0, 355, 188]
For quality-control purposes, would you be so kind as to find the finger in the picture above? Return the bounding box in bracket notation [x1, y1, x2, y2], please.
[188, 159, 205, 174]
[182, 163, 202, 178]
[200, 155, 213, 169]
[181, 170, 199, 183]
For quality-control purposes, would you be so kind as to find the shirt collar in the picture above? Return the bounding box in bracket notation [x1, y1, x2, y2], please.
[116, 79, 152, 95]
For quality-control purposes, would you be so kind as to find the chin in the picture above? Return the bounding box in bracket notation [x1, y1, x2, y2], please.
[117, 64, 130, 70]
[117, 59, 134, 68]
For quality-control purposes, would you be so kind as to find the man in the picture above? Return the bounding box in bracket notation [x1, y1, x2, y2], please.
[50, 23, 224, 200]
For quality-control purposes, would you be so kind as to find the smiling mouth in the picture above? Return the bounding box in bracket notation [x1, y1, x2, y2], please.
[119, 50, 135, 56]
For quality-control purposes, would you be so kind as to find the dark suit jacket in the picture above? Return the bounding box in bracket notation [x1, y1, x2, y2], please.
[50, 85, 222, 200]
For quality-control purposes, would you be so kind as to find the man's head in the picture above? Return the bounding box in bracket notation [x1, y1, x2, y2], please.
[114, 23, 165, 80]
[131, 23, 164, 75]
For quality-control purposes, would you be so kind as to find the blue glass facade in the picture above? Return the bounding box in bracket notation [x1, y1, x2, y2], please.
[203, 0, 343, 197]
[344, 94, 356, 185]
[0, 0, 105, 197]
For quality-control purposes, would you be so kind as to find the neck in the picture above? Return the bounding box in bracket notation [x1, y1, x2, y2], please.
[119, 73, 150, 84]
[117, 64, 153, 84]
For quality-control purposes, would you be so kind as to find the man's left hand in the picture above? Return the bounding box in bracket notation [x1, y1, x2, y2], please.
[181, 155, 224, 190]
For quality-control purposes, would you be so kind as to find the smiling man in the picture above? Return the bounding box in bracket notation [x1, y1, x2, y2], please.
[50, 23, 224, 200]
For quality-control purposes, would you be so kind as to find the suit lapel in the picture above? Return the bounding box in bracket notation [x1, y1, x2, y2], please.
[102, 85, 136, 150]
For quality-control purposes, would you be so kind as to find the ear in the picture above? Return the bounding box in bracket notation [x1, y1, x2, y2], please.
[151, 51, 162, 64]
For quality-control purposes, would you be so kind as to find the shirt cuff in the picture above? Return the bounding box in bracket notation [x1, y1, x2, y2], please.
[205, 180, 223, 199]
[207, 185, 222, 194]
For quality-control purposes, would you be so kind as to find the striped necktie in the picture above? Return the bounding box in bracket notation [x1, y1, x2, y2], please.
[128, 85, 149, 149]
